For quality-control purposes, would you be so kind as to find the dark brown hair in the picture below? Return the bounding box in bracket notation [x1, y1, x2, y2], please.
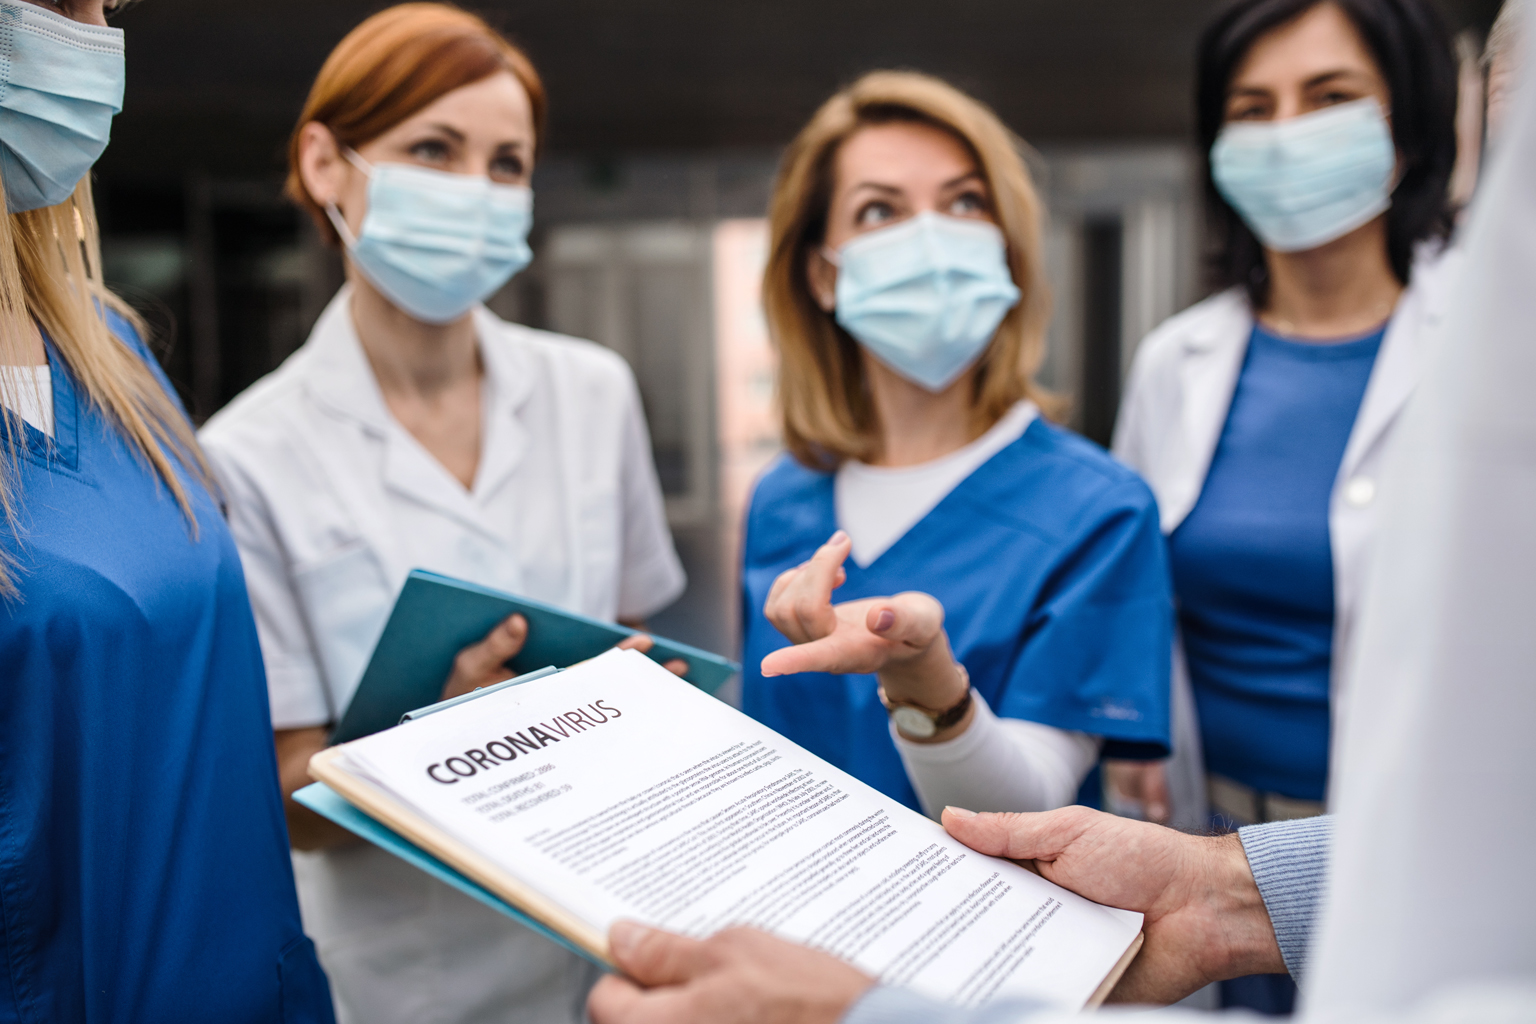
[1197, 0, 1457, 305]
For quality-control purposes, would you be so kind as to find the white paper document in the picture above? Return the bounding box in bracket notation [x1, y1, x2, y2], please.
[333, 649, 1142, 1009]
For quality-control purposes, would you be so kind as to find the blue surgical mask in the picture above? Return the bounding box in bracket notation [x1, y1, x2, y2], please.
[830, 212, 1020, 392]
[327, 151, 534, 324]
[1211, 98, 1395, 253]
[0, 0, 125, 213]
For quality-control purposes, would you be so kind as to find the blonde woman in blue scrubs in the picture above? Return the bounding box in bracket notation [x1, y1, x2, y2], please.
[740, 71, 1173, 819]
[0, 0, 330, 1019]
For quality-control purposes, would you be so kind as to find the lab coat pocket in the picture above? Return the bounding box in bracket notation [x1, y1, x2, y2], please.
[293, 542, 392, 717]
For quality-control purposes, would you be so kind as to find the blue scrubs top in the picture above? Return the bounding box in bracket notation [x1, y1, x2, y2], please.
[1169, 324, 1384, 802]
[742, 419, 1173, 811]
[0, 321, 333, 1023]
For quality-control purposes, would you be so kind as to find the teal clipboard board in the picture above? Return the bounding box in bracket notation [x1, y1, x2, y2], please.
[293, 781, 604, 967]
[331, 569, 739, 743]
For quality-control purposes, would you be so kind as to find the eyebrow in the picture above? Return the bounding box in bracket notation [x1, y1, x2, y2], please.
[419, 123, 468, 144]
[847, 171, 985, 195]
[1229, 68, 1374, 96]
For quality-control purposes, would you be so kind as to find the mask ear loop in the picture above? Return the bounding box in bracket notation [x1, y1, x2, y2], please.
[323, 147, 376, 249]
[814, 245, 843, 313]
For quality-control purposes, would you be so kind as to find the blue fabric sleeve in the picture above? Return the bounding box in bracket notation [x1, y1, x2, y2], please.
[842, 986, 1051, 1024]
[1239, 815, 1334, 982]
[997, 478, 1174, 751]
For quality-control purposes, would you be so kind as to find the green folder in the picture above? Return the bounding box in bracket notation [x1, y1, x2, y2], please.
[293, 781, 604, 966]
[331, 569, 738, 743]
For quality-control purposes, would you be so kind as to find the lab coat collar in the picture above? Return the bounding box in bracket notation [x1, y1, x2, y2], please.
[468, 305, 534, 505]
[1164, 289, 1251, 530]
[300, 284, 534, 539]
[1337, 242, 1460, 483]
[1162, 250, 1455, 523]
[302, 285, 394, 438]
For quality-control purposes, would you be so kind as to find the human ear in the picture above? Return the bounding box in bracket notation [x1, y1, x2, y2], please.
[297, 122, 348, 210]
[806, 248, 838, 313]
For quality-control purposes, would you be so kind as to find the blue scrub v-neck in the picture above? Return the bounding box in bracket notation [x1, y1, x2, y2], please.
[741, 418, 1173, 811]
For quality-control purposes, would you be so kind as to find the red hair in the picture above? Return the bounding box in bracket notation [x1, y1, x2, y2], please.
[285, 2, 547, 246]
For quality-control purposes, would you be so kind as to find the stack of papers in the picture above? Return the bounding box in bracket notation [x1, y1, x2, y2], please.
[306, 649, 1143, 1010]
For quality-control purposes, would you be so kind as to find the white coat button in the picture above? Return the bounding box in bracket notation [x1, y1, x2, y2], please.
[1344, 477, 1376, 507]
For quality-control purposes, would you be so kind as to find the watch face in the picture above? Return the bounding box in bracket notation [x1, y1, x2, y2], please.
[892, 706, 937, 739]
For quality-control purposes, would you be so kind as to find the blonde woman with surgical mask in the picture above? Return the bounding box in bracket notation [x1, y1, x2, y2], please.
[739, 72, 1173, 829]
[200, 6, 685, 1022]
[0, 0, 333, 1020]
[1104, 0, 1461, 1012]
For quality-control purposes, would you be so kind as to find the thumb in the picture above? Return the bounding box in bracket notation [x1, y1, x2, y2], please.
[453, 614, 528, 679]
[865, 592, 944, 652]
[608, 920, 714, 987]
[942, 806, 1090, 862]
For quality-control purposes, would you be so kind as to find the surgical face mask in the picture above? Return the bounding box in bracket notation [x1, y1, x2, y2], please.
[327, 151, 533, 324]
[829, 212, 1021, 392]
[0, 0, 125, 213]
[1211, 98, 1396, 253]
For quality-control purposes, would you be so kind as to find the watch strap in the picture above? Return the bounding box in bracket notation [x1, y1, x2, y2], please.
[879, 663, 973, 736]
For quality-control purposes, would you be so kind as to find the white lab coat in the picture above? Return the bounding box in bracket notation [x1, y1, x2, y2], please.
[201, 286, 686, 1024]
[1309, 16, 1536, 1006]
[1112, 246, 1462, 827]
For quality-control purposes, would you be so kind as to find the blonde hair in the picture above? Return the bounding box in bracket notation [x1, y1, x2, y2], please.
[0, 176, 211, 594]
[764, 70, 1059, 470]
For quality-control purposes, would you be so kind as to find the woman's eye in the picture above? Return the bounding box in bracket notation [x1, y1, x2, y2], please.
[949, 192, 989, 216]
[1227, 103, 1269, 121]
[856, 201, 895, 228]
[490, 154, 525, 180]
[1318, 89, 1359, 106]
[408, 140, 450, 163]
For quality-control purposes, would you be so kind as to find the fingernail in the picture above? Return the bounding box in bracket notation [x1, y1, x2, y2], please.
[609, 919, 646, 960]
[873, 609, 895, 632]
[945, 806, 977, 819]
[830, 530, 849, 545]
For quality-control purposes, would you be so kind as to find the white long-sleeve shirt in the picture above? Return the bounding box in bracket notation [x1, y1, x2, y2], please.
[891, 690, 1099, 817]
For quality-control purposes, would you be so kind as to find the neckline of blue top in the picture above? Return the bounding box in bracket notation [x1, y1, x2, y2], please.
[1251, 320, 1389, 359]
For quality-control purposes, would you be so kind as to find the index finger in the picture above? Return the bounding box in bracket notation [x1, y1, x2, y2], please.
[798, 531, 852, 604]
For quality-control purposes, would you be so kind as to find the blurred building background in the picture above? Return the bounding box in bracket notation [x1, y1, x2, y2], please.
[95, 0, 1498, 662]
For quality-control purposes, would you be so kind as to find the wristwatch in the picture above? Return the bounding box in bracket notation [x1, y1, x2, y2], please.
[878, 663, 973, 740]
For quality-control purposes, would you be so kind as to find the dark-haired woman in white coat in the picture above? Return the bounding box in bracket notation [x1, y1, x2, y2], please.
[1104, 0, 1462, 1011]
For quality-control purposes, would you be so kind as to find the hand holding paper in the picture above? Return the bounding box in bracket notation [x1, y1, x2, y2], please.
[943, 806, 1284, 1005]
[308, 650, 1143, 1010]
[588, 922, 875, 1024]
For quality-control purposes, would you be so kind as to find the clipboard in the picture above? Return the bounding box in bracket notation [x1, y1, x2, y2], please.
[331, 569, 739, 744]
[294, 779, 604, 966]
[305, 667, 1144, 1007]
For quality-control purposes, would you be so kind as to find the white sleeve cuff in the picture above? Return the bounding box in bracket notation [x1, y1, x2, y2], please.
[892, 692, 1099, 817]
